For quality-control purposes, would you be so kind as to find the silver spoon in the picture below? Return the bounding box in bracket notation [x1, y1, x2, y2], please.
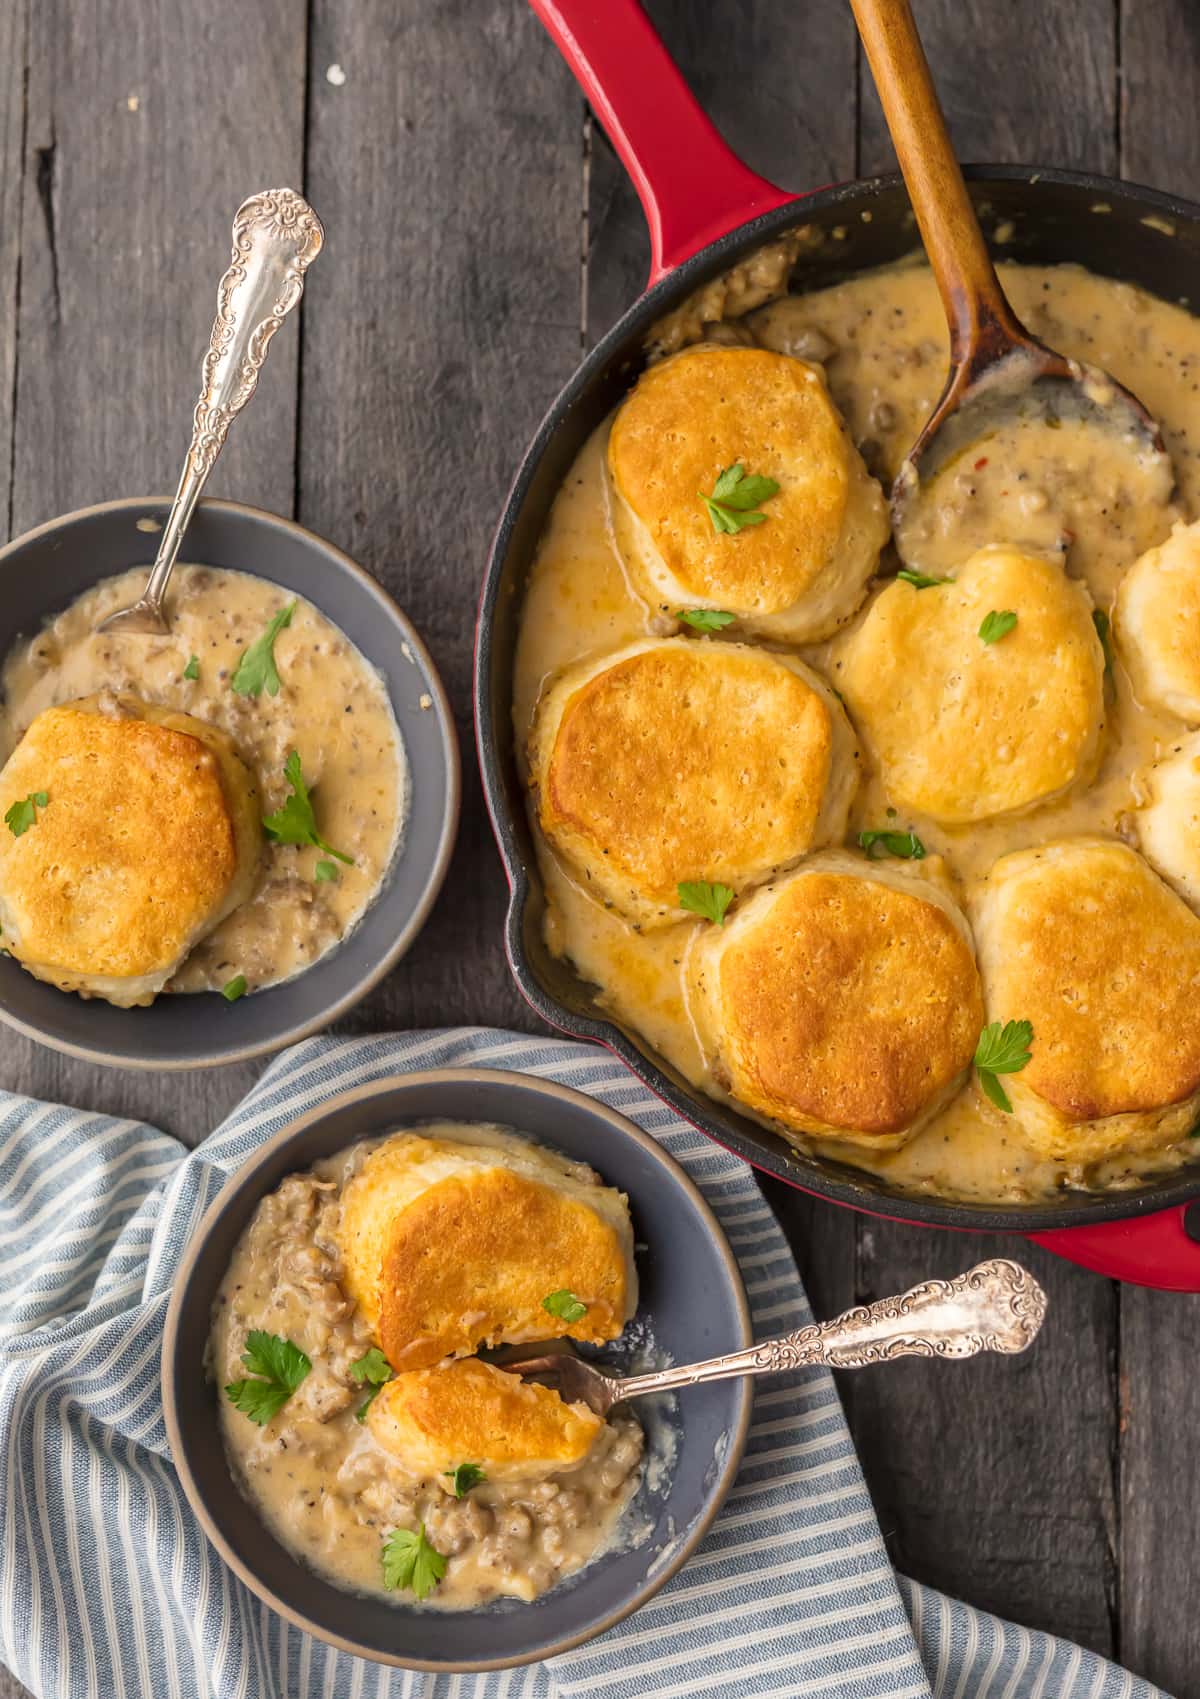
[502, 1258, 1045, 1418]
[99, 188, 323, 635]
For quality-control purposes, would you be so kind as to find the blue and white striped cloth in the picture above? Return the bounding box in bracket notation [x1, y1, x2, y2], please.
[0, 1029, 1170, 1699]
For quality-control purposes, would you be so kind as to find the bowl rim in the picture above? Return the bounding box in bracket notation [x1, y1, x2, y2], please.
[0, 494, 462, 1069]
[160, 1067, 755, 1670]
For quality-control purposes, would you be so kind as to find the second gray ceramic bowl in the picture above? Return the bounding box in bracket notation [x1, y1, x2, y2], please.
[163, 1068, 753, 1670]
[0, 497, 459, 1069]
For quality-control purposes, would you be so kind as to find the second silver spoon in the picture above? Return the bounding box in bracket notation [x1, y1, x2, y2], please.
[100, 187, 323, 635]
[503, 1258, 1046, 1417]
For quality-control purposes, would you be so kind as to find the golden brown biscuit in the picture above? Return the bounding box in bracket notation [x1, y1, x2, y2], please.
[971, 837, 1200, 1161]
[832, 546, 1106, 824]
[366, 1358, 602, 1484]
[338, 1126, 636, 1371]
[1115, 519, 1200, 720]
[1135, 734, 1200, 910]
[607, 345, 888, 643]
[687, 851, 984, 1148]
[0, 697, 260, 1006]
[529, 637, 859, 927]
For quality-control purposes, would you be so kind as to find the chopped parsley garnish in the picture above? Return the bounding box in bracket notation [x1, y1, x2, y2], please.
[974, 1019, 1034, 1114]
[897, 569, 949, 589]
[381, 1523, 447, 1600]
[349, 1345, 393, 1422]
[1092, 608, 1114, 676]
[4, 792, 48, 838]
[542, 1289, 588, 1323]
[262, 752, 354, 865]
[979, 609, 1018, 645]
[182, 654, 200, 681]
[231, 601, 296, 698]
[314, 859, 339, 882]
[698, 464, 780, 534]
[224, 1330, 311, 1425]
[678, 880, 734, 925]
[858, 828, 927, 861]
[222, 975, 248, 1003]
[678, 608, 736, 633]
[444, 1463, 487, 1498]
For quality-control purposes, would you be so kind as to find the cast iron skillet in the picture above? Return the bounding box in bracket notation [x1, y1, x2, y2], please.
[475, 0, 1200, 1290]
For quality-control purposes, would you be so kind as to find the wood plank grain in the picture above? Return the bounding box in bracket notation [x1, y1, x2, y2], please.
[1118, 8, 1200, 1692]
[0, 0, 26, 546]
[1117, 1281, 1200, 1695]
[1, 0, 306, 1144]
[853, 1231, 1119, 1652]
[1121, 0, 1200, 197]
[852, 0, 1121, 1656]
[858, 0, 1117, 175]
[299, 0, 583, 1036]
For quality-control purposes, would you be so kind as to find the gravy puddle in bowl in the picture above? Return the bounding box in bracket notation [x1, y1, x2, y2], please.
[0, 564, 407, 995]
[210, 1125, 647, 1610]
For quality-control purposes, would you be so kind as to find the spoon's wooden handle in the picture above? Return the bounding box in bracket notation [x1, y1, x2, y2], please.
[849, 0, 1028, 370]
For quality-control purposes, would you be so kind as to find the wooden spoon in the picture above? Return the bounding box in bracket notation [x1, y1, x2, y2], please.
[848, 0, 1173, 564]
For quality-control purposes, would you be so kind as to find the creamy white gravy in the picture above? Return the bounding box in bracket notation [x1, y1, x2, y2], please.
[211, 1127, 644, 1610]
[514, 260, 1200, 1205]
[0, 564, 406, 994]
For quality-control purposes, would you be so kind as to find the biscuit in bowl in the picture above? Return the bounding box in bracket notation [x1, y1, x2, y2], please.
[1135, 735, 1200, 909]
[529, 637, 859, 928]
[338, 1126, 636, 1370]
[832, 545, 1106, 824]
[1115, 519, 1200, 721]
[971, 837, 1200, 1162]
[687, 851, 984, 1149]
[367, 1357, 603, 1484]
[607, 345, 888, 643]
[0, 696, 260, 1007]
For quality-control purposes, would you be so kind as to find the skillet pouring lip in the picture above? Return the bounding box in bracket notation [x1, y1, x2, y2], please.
[476, 163, 1200, 1233]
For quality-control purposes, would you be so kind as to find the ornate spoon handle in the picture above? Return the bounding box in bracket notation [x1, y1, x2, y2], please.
[615, 1259, 1046, 1401]
[101, 188, 323, 632]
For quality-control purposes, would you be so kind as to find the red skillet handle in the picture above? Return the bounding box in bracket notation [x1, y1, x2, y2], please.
[1030, 1203, 1200, 1291]
[529, 0, 796, 285]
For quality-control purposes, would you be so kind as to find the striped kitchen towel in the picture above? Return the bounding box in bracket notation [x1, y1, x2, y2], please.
[0, 1029, 1170, 1699]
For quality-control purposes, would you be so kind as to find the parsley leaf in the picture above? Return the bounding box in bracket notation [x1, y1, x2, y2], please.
[678, 608, 736, 633]
[974, 1019, 1034, 1114]
[314, 859, 339, 883]
[979, 609, 1018, 645]
[698, 463, 780, 534]
[231, 601, 296, 698]
[182, 654, 200, 681]
[4, 792, 48, 838]
[262, 752, 354, 865]
[1092, 608, 1114, 676]
[858, 829, 926, 861]
[350, 1346, 393, 1421]
[678, 880, 734, 925]
[224, 1329, 311, 1425]
[381, 1523, 447, 1600]
[222, 975, 248, 1003]
[444, 1463, 487, 1498]
[542, 1288, 588, 1323]
[897, 569, 950, 589]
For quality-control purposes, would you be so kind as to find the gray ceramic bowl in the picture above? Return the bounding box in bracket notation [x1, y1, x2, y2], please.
[0, 497, 459, 1069]
[162, 1068, 752, 1670]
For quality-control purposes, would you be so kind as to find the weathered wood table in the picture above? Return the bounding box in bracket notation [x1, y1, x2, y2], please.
[1, 1, 1197, 1693]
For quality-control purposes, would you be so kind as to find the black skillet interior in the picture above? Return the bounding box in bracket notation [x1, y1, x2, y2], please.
[478, 166, 1200, 1232]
